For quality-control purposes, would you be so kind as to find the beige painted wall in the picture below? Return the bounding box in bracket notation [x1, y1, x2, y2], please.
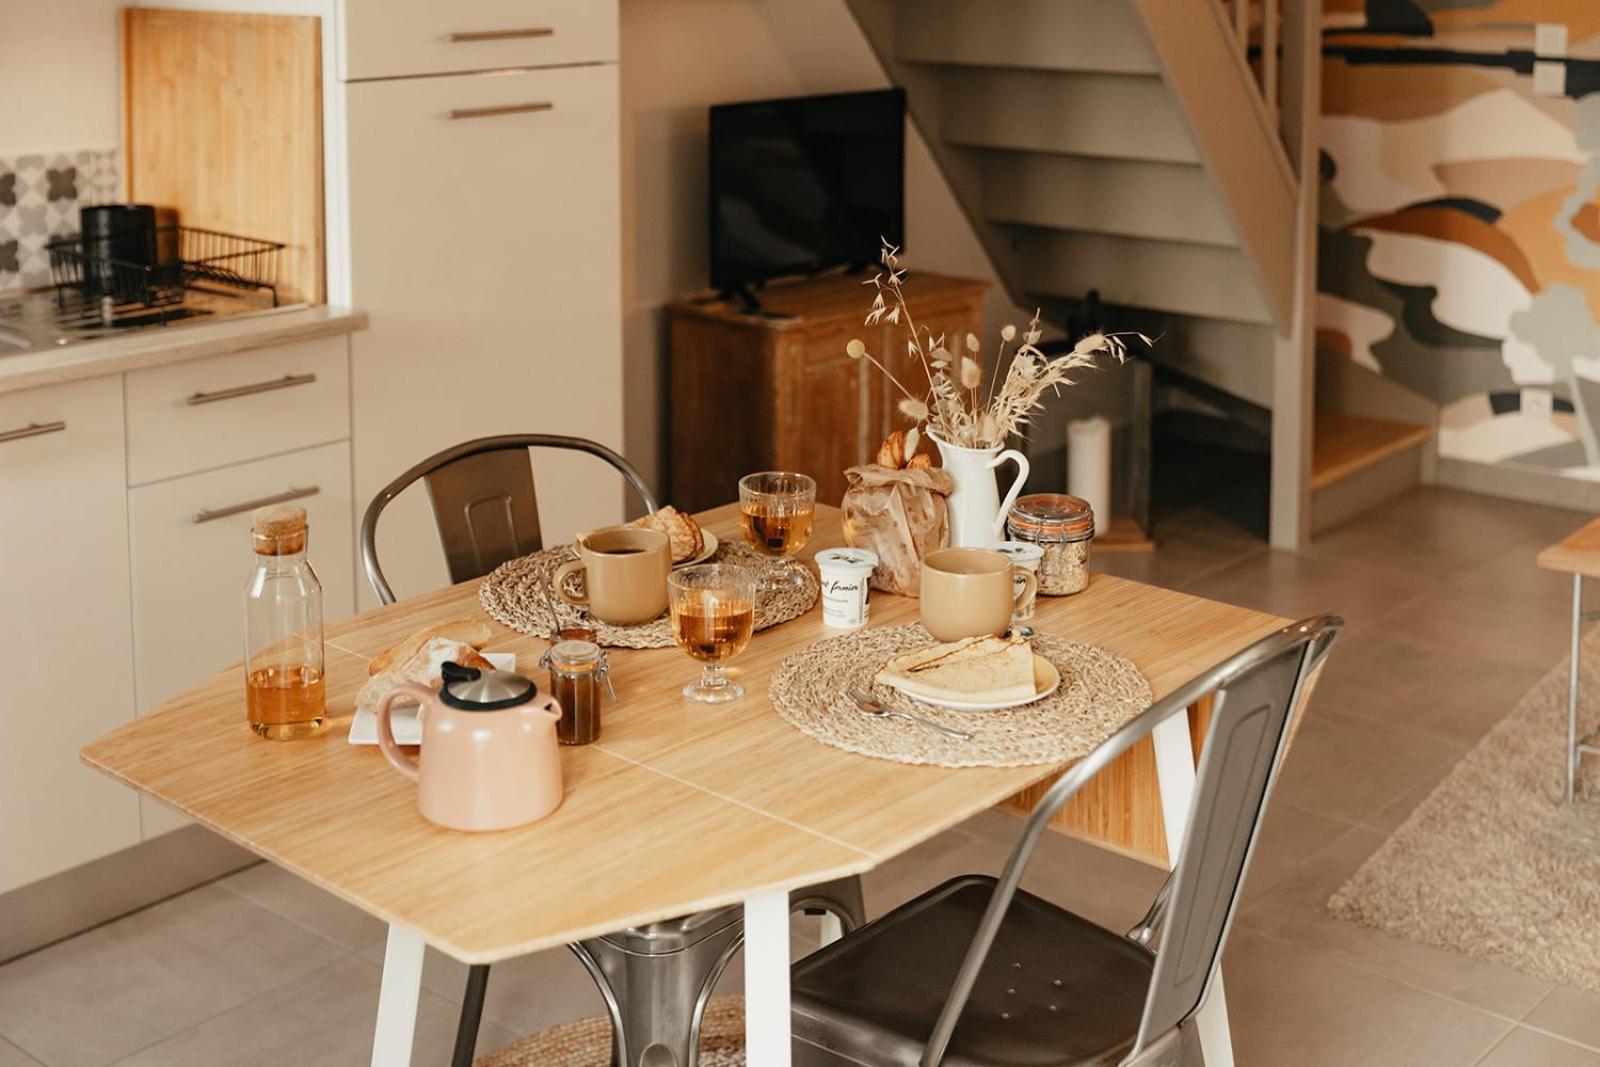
[0, 0, 123, 155]
[619, 0, 1023, 498]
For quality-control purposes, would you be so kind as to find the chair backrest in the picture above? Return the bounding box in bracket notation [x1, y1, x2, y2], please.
[920, 615, 1341, 1066]
[360, 433, 659, 604]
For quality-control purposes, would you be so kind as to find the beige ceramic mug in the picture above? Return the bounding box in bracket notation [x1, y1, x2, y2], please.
[920, 547, 1039, 642]
[554, 526, 671, 625]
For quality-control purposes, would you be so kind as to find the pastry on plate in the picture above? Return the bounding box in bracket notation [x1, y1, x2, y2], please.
[627, 505, 705, 563]
[875, 634, 1036, 705]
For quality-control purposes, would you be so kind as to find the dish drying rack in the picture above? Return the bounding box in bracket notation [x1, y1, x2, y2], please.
[46, 226, 286, 326]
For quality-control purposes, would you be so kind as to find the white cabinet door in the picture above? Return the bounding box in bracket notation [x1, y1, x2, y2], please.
[128, 442, 354, 838]
[125, 335, 351, 486]
[342, 0, 616, 81]
[0, 377, 140, 893]
[347, 65, 624, 608]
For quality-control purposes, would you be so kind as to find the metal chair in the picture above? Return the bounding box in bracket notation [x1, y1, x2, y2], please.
[359, 434, 867, 1067]
[789, 615, 1343, 1066]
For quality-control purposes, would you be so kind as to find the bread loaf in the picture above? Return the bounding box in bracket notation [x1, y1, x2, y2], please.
[357, 618, 496, 718]
[626, 505, 704, 563]
[368, 616, 492, 677]
[875, 430, 907, 470]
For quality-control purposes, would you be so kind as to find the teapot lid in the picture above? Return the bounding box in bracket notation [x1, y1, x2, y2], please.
[439, 661, 537, 711]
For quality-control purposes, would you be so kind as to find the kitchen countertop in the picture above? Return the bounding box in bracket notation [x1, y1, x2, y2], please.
[0, 303, 367, 396]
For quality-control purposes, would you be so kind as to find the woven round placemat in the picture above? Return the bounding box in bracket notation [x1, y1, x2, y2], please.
[478, 540, 818, 649]
[474, 996, 746, 1066]
[769, 624, 1151, 768]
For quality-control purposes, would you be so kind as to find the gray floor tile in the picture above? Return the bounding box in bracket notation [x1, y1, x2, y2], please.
[0, 885, 346, 1067]
[1476, 1027, 1600, 1066]
[0, 1038, 41, 1067]
[1268, 705, 1470, 824]
[1524, 988, 1600, 1052]
[1184, 548, 1435, 636]
[1221, 929, 1514, 1066]
[1238, 827, 1553, 1019]
[1309, 628, 1548, 747]
[1240, 800, 1357, 897]
[216, 861, 389, 953]
[112, 954, 516, 1067]
[1090, 534, 1261, 594]
[1380, 583, 1574, 672]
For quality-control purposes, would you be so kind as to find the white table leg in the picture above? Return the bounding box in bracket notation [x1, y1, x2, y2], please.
[371, 924, 426, 1067]
[817, 911, 844, 947]
[1152, 712, 1235, 1067]
[1569, 573, 1583, 804]
[744, 890, 792, 1067]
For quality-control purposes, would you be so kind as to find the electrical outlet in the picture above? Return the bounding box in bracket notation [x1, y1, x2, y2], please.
[1535, 60, 1568, 96]
[1523, 388, 1555, 422]
[1536, 22, 1569, 58]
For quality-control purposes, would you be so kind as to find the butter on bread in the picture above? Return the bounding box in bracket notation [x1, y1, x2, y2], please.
[875, 634, 1036, 704]
[626, 505, 704, 563]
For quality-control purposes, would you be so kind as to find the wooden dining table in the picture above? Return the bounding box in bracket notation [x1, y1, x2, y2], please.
[81, 503, 1287, 1066]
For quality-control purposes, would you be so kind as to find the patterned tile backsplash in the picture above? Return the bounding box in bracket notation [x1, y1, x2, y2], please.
[0, 149, 120, 292]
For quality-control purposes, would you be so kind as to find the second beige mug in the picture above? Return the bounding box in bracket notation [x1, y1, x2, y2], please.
[920, 547, 1039, 642]
[554, 526, 671, 625]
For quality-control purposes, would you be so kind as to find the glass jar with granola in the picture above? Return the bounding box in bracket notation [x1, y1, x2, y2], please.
[1006, 494, 1095, 596]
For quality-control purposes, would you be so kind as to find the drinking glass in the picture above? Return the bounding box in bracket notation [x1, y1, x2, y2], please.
[738, 471, 817, 590]
[668, 564, 758, 703]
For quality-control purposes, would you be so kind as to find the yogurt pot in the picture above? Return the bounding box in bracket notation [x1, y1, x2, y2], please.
[815, 548, 880, 629]
[993, 540, 1045, 623]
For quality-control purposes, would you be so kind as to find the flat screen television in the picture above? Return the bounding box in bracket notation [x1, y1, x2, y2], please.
[708, 88, 905, 293]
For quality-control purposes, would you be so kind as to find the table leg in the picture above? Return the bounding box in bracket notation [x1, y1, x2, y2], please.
[1570, 573, 1583, 804]
[1152, 713, 1235, 1067]
[372, 924, 426, 1067]
[744, 890, 792, 1067]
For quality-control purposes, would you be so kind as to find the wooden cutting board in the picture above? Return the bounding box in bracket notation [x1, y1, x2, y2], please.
[123, 8, 324, 306]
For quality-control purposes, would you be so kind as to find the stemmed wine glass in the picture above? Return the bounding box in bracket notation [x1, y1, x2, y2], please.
[668, 564, 757, 703]
[737, 471, 816, 591]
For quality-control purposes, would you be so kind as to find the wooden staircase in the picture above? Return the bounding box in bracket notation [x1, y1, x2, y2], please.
[846, 0, 1434, 545]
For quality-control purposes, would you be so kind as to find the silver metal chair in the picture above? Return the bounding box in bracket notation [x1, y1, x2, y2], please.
[789, 615, 1343, 1066]
[359, 434, 866, 1067]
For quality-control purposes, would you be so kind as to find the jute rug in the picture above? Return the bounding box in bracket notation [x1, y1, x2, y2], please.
[475, 996, 746, 1066]
[1328, 631, 1600, 993]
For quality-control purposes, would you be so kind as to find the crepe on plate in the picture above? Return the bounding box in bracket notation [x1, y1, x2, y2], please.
[874, 634, 1036, 705]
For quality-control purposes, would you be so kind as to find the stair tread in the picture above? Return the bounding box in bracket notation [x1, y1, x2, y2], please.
[1311, 414, 1431, 491]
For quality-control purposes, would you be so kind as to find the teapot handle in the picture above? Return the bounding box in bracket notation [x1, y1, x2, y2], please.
[376, 682, 435, 782]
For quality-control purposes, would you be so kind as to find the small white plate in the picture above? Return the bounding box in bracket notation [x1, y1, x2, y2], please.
[675, 530, 718, 568]
[347, 652, 516, 746]
[900, 657, 1062, 712]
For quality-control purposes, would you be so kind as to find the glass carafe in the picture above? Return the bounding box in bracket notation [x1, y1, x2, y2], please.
[243, 504, 326, 739]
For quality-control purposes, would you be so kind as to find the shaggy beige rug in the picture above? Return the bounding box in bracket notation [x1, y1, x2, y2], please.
[475, 996, 746, 1066]
[1329, 633, 1600, 993]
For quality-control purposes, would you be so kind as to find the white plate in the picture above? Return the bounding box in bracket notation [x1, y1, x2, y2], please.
[347, 652, 516, 746]
[899, 656, 1061, 712]
[675, 529, 718, 568]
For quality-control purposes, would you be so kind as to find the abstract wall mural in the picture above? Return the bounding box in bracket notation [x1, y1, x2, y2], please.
[1319, 0, 1600, 478]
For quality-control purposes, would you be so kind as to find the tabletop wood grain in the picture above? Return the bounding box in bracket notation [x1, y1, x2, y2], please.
[81, 504, 1288, 964]
[1538, 517, 1600, 578]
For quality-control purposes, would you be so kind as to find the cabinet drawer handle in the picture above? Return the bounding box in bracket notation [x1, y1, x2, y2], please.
[186, 373, 317, 406]
[447, 26, 554, 43]
[448, 102, 553, 121]
[192, 485, 320, 525]
[0, 420, 66, 444]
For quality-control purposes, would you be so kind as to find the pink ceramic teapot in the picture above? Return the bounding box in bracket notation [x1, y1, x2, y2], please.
[376, 662, 564, 832]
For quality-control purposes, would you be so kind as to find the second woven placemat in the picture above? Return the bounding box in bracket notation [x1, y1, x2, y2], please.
[769, 624, 1151, 768]
[478, 540, 818, 648]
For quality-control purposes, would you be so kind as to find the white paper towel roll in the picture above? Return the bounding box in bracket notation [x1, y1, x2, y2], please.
[1067, 416, 1112, 536]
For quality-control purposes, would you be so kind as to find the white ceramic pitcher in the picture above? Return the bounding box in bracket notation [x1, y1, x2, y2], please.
[931, 433, 1031, 548]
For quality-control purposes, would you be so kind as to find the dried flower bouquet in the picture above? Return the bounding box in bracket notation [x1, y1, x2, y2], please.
[846, 241, 1151, 451]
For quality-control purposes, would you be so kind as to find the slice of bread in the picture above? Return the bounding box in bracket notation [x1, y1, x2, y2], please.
[368, 616, 493, 677]
[875, 634, 1036, 705]
[627, 506, 704, 563]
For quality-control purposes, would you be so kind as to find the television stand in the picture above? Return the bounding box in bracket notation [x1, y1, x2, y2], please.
[667, 270, 990, 508]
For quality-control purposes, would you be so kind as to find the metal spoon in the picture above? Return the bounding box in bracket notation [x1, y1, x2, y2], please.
[848, 689, 973, 741]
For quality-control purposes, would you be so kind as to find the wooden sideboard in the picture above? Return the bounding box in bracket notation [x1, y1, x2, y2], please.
[668, 271, 990, 510]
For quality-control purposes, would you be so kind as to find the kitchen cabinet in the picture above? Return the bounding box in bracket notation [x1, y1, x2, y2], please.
[128, 441, 355, 837]
[0, 377, 141, 894]
[341, 0, 616, 81]
[124, 336, 350, 486]
[668, 272, 990, 511]
[347, 63, 623, 606]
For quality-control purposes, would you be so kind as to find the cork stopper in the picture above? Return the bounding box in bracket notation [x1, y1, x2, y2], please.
[252, 504, 308, 555]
